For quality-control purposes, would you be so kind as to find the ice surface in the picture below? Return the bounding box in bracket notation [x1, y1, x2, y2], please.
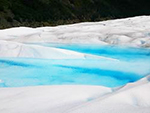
[0, 76, 150, 113]
[0, 40, 98, 59]
[0, 16, 150, 113]
[35, 43, 150, 60]
[0, 44, 150, 87]
[1, 16, 150, 47]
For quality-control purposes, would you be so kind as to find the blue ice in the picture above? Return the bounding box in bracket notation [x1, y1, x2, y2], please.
[0, 44, 150, 88]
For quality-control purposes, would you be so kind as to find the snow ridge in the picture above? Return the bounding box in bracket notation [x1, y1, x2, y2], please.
[0, 16, 150, 47]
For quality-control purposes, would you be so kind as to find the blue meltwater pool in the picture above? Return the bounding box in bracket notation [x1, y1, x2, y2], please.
[0, 44, 150, 87]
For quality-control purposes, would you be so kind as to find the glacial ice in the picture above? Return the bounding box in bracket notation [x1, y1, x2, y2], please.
[0, 16, 150, 113]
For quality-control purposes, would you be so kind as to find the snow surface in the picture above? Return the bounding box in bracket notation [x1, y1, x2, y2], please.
[0, 75, 150, 113]
[0, 16, 150, 113]
[0, 16, 150, 47]
[0, 40, 108, 59]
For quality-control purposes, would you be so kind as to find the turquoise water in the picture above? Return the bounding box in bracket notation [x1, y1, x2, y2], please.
[0, 44, 150, 88]
[37, 43, 150, 60]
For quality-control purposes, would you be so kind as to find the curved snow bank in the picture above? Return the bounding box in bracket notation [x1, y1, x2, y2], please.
[0, 85, 112, 113]
[0, 40, 112, 59]
[67, 75, 150, 113]
[1, 16, 150, 47]
[0, 75, 150, 113]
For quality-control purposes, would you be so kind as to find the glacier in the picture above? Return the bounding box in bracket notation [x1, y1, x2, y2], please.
[0, 16, 150, 113]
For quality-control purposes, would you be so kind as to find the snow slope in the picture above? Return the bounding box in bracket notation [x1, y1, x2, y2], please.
[0, 40, 107, 59]
[0, 75, 149, 113]
[0, 16, 150, 113]
[0, 16, 150, 47]
[68, 75, 150, 113]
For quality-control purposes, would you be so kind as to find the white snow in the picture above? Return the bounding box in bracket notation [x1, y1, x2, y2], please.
[0, 75, 150, 113]
[0, 40, 116, 60]
[0, 27, 41, 40]
[0, 16, 150, 113]
[0, 16, 150, 47]
[67, 75, 150, 113]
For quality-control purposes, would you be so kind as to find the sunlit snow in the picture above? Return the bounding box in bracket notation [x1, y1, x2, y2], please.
[0, 16, 150, 113]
